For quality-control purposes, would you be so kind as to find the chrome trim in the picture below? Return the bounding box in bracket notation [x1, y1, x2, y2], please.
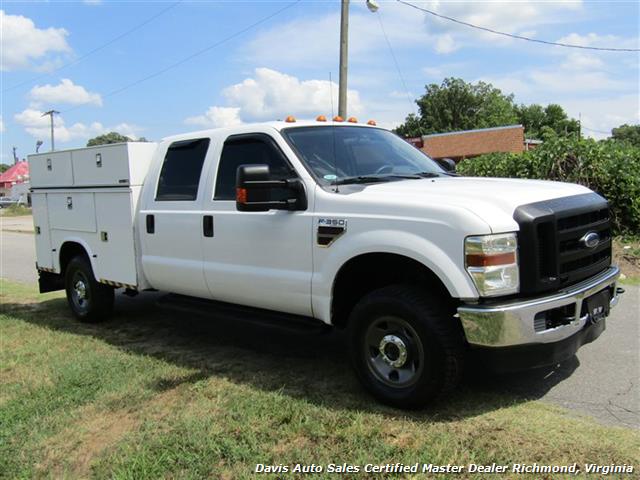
[458, 266, 621, 347]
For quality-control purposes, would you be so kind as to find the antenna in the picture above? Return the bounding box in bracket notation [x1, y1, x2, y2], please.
[329, 72, 339, 193]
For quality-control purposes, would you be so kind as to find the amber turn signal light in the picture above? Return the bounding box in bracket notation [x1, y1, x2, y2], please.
[236, 187, 248, 204]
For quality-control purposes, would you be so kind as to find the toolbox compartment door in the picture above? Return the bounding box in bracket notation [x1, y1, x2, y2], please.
[48, 192, 97, 233]
[31, 193, 54, 269]
[28, 151, 74, 188]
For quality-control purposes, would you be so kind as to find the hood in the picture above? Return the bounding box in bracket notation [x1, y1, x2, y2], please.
[351, 176, 593, 233]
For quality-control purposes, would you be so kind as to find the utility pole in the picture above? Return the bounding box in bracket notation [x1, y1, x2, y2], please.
[338, 1, 378, 119]
[41, 110, 59, 151]
[12, 146, 18, 164]
[338, 0, 350, 119]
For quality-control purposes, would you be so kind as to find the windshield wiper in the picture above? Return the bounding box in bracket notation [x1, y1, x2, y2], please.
[335, 174, 422, 185]
[334, 175, 393, 185]
[415, 171, 443, 178]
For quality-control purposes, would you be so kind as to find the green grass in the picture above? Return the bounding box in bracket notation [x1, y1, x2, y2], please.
[1, 279, 638, 479]
[0, 204, 31, 217]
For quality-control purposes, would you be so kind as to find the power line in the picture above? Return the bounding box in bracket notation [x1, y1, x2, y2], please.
[3, 1, 183, 93]
[582, 125, 611, 135]
[62, 0, 302, 115]
[396, 0, 639, 52]
[375, 10, 417, 116]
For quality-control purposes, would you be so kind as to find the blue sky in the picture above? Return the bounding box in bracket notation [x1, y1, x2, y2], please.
[1, 0, 638, 163]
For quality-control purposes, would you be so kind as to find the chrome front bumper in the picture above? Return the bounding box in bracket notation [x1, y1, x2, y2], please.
[458, 266, 621, 347]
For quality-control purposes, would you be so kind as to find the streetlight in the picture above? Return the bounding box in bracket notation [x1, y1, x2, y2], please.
[338, 0, 379, 118]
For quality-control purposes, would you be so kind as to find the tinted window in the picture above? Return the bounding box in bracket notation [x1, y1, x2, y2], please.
[156, 138, 210, 201]
[215, 136, 295, 200]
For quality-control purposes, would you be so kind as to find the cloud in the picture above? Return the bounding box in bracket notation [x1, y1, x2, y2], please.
[0, 10, 71, 71]
[14, 108, 143, 143]
[185, 68, 363, 127]
[29, 79, 103, 107]
[0, 116, 5, 133]
[185, 107, 243, 128]
[243, 0, 586, 67]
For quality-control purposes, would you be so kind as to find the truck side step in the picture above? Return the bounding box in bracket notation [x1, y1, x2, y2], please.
[156, 294, 331, 335]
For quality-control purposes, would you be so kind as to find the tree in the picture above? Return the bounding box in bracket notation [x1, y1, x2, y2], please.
[0, 164, 10, 174]
[394, 78, 517, 137]
[515, 103, 579, 140]
[611, 124, 640, 147]
[86, 132, 148, 147]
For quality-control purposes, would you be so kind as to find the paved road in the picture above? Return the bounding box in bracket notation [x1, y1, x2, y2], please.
[1, 222, 638, 428]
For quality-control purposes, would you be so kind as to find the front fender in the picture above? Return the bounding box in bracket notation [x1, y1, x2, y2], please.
[311, 229, 478, 323]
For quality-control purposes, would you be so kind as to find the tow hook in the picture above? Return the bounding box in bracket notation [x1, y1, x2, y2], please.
[616, 287, 625, 295]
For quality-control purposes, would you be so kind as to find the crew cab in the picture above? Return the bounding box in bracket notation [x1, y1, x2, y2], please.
[28, 119, 623, 407]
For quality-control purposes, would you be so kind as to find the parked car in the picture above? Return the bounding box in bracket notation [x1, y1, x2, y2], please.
[0, 196, 19, 208]
[28, 119, 623, 407]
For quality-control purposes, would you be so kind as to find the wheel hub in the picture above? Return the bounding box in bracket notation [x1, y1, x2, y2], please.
[379, 334, 408, 368]
[74, 280, 87, 301]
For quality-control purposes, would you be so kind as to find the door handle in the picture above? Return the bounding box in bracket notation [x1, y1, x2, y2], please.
[203, 215, 214, 237]
[146, 214, 155, 234]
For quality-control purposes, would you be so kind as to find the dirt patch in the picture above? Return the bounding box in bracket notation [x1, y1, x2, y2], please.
[35, 382, 191, 478]
[613, 237, 640, 279]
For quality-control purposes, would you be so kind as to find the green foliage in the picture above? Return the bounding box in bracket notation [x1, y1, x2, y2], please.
[515, 103, 580, 140]
[394, 78, 579, 141]
[394, 78, 517, 137]
[0, 164, 10, 174]
[611, 124, 640, 147]
[457, 137, 640, 234]
[86, 131, 148, 147]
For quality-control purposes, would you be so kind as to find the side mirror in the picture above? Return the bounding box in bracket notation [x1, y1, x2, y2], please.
[437, 158, 456, 172]
[236, 164, 306, 212]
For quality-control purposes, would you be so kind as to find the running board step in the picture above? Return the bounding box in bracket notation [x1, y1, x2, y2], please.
[156, 294, 330, 335]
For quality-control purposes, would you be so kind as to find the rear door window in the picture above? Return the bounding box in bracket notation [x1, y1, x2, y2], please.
[156, 138, 210, 201]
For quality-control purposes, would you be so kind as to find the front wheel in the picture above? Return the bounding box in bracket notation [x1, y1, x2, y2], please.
[348, 285, 464, 408]
[64, 255, 114, 322]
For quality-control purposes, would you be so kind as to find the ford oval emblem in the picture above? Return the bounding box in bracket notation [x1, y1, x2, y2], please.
[580, 232, 600, 249]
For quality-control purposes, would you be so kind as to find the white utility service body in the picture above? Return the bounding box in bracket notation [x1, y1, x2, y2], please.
[29, 120, 622, 407]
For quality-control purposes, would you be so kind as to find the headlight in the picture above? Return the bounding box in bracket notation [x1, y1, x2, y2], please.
[465, 233, 519, 297]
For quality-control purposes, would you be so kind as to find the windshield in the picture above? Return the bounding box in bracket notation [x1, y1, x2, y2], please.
[282, 126, 444, 185]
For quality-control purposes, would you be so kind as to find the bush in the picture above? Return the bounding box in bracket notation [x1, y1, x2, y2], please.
[457, 137, 640, 234]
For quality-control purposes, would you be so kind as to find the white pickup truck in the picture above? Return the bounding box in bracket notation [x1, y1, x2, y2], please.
[28, 119, 622, 407]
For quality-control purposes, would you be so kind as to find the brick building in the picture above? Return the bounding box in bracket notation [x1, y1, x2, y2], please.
[416, 124, 537, 162]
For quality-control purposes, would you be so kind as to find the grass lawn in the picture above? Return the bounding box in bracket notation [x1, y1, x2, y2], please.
[0, 205, 31, 217]
[1, 279, 638, 479]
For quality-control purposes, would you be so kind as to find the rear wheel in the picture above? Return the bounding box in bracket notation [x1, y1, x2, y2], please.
[64, 255, 114, 322]
[348, 285, 464, 408]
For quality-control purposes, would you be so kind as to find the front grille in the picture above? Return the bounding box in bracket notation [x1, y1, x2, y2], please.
[514, 193, 612, 295]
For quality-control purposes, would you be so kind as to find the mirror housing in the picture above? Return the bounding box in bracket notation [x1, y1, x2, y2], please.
[437, 158, 456, 172]
[236, 164, 306, 212]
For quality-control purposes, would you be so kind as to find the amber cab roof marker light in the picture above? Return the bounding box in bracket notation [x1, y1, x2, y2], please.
[316, 115, 327, 122]
[347, 117, 358, 123]
[333, 115, 344, 122]
[285, 115, 296, 123]
[367, 120, 377, 126]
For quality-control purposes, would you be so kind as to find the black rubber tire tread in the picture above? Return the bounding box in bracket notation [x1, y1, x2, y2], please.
[64, 255, 114, 323]
[347, 284, 464, 408]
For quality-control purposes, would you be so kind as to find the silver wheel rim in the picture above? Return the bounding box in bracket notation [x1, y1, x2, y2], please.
[364, 315, 424, 388]
[71, 271, 90, 311]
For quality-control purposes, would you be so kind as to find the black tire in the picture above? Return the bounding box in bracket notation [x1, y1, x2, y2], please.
[347, 284, 464, 408]
[64, 255, 114, 322]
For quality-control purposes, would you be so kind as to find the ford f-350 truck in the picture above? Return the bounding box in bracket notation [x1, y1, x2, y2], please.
[28, 119, 623, 407]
